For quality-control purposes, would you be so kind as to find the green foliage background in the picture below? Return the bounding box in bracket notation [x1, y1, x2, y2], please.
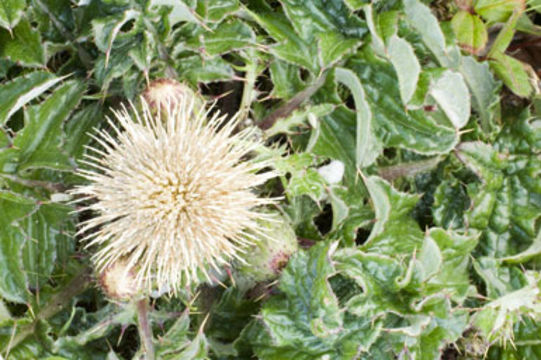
[0, 0, 540, 359]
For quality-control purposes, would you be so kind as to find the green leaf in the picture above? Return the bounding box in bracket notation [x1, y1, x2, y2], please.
[91, 10, 141, 65]
[387, 35, 420, 105]
[0, 192, 35, 302]
[475, 0, 524, 23]
[364, 6, 398, 57]
[246, 6, 319, 72]
[156, 312, 190, 356]
[250, 242, 380, 360]
[283, 196, 323, 240]
[487, 8, 521, 57]
[348, 52, 459, 155]
[257, 0, 365, 70]
[459, 56, 501, 133]
[94, 48, 134, 91]
[177, 55, 234, 84]
[196, 0, 239, 22]
[473, 274, 541, 345]
[501, 230, 541, 264]
[128, 30, 154, 74]
[0, 194, 74, 307]
[334, 67, 382, 168]
[269, 60, 305, 99]
[403, 0, 460, 68]
[157, 311, 210, 360]
[473, 257, 526, 298]
[0, 0, 25, 32]
[279, 0, 367, 42]
[173, 331, 208, 360]
[0, 19, 44, 67]
[14, 80, 85, 171]
[451, 10, 488, 54]
[0, 185, 75, 304]
[275, 152, 327, 201]
[308, 106, 357, 184]
[363, 5, 385, 56]
[204, 287, 259, 344]
[334, 227, 475, 357]
[271, 40, 318, 73]
[429, 70, 471, 129]
[420, 228, 478, 302]
[485, 318, 541, 359]
[326, 185, 373, 244]
[432, 179, 469, 229]
[343, 0, 364, 11]
[53, 304, 136, 351]
[490, 52, 533, 98]
[62, 104, 103, 161]
[318, 32, 360, 67]
[148, 0, 199, 25]
[185, 19, 255, 56]
[362, 176, 423, 255]
[266, 103, 333, 137]
[21, 202, 74, 289]
[0, 71, 68, 125]
[457, 116, 541, 257]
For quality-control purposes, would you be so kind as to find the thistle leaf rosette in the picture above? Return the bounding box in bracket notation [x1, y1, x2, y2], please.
[72, 98, 276, 294]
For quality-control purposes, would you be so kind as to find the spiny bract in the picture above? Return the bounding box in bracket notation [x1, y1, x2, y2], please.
[72, 98, 276, 294]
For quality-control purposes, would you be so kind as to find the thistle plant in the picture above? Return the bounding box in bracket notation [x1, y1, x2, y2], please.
[72, 97, 276, 295]
[3, 0, 541, 357]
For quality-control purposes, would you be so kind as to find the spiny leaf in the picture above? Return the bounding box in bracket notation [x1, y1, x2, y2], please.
[0, 71, 67, 125]
[457, 115, 541, 257]
[362, 175, 423, 255]
[250, 242, 381, 360]
[279, 0, 367, 42]
[0, 0, 26, 32]
[196, 0, 239, 23]
[0, 192, 34, 303]
[91, 9, 141, 66]
[0, 19, 44, 67]
[185, 19, 255, 56]
[14, 80, 85, 171]
[348, 51, 460, 155]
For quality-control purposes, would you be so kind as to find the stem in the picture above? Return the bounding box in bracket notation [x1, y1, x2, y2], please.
[1, 174, 67, 192]
[142, 19, 178, 79]
[259, 73, 327, 131]
[378, 157, 442, 181]
[3, 267, 92, 356]
[136, 298, 155, 360]
[238, 51, 258, 122]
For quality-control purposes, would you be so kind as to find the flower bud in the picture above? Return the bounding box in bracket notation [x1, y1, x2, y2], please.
[142, 78, 203, 113]
[99, 259, 139, 301]
[234, 212, 298, 290]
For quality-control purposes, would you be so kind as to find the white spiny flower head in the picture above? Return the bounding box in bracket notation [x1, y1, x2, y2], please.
[72, 97, 277, 295]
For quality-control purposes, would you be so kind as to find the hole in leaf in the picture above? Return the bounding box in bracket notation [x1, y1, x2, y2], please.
[120, 19, 135, 33]
[314, 204, 332, 235]
[355, 227, 371, 246]
[329, 274, 360, 307]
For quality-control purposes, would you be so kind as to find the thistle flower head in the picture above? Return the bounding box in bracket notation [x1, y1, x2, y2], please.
[73, 98, 276, 294]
